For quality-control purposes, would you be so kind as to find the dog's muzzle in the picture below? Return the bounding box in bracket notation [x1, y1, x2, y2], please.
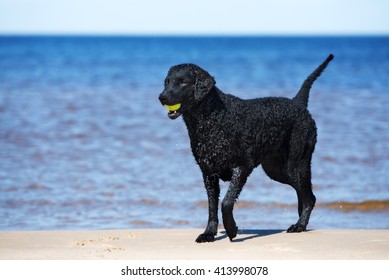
[159, 92, 182, 120]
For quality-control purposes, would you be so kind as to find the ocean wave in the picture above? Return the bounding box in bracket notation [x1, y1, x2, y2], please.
[320, 200, 389, 212]
[196, 200, 389, 212]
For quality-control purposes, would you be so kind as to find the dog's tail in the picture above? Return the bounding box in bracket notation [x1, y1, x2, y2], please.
[293, 54, 334, 108]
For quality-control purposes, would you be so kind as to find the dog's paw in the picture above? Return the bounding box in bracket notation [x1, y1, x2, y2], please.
[195, 233, 215, 243]
[287, 224, 306, 233]
[225, 226, 238, 241]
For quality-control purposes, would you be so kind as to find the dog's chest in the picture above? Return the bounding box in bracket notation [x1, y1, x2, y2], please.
[186, 117, 242, 170]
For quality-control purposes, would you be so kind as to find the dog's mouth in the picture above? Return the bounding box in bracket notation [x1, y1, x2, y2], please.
[164, 103, 182, 120]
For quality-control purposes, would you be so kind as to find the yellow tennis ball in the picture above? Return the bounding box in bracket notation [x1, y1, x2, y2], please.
[164, 103, 181, 111]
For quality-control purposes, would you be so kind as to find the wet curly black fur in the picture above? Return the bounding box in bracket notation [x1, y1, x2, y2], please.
[159, 55, 334, 243]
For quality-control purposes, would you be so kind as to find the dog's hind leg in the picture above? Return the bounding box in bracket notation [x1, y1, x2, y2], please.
[286, 157, 316, 233]
[262, 147, 316, 232]
[196, 174, 220, 243]
[262, 154, 290, 185]
[221, 167, 250, 241]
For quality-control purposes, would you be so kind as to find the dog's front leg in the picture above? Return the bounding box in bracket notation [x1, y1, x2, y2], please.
[195, 174, 220, 243]
[222, 167, 249, 241]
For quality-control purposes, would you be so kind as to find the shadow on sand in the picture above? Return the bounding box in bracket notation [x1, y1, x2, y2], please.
[216, 229, 285, 242]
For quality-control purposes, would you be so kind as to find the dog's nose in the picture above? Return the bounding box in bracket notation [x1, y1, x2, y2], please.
[159, 91, 168, 105]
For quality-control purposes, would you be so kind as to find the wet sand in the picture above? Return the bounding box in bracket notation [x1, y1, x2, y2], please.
[1, 229, 388, 260]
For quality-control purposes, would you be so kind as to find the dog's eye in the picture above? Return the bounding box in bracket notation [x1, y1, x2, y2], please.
[178, 79, 187, 86]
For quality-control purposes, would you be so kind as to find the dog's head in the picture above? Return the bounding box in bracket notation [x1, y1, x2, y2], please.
[158, 64, 215, 119]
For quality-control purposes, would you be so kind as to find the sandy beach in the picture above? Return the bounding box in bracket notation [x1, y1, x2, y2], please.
[1, 229, 388, 260]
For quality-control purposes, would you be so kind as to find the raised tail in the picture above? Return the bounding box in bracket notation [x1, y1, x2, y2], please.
[293, 54, 334, 108]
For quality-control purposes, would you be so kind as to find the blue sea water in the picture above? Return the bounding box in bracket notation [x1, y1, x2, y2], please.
[0, 36, 388, 231]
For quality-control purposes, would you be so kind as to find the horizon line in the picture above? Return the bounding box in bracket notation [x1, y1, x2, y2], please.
[1, 32, 389, 37]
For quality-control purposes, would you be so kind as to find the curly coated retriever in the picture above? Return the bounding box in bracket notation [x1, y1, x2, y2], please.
[159, 54, 334, 243]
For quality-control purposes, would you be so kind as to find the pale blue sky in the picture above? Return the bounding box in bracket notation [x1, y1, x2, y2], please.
[1, 0, 388, 35]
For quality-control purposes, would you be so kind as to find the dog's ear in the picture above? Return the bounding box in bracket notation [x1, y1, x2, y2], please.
[193, 67, 216, 102]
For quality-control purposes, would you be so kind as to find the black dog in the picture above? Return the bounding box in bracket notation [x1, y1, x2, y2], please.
[159, 54, 334, 243]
